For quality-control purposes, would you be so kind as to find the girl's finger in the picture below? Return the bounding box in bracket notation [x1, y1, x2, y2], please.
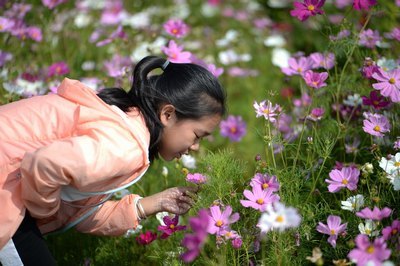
[179, 195, 195, 205]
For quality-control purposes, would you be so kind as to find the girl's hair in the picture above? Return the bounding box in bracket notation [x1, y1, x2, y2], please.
[97, 55, 226, 161]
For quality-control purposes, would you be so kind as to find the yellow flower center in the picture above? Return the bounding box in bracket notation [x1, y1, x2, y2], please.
[308, 5, 315, 11]
[172, 29, 178, 34]
[394, 162, 400, 167]
[392, 229, 398, 235]
[373, 125, 381, 132]
[312, 81, 318, 86]
[342, 179, 348, 185]
[389, 78, 396, 84]
[262, 183, 269, 189]
[225, 232, 232, 238]
[276, 215, 284, 223]
[263, 109, 270, 115]
[230, 127, 237, 133]
[215, 220, 224, 227]
[373, 100, 379, 105]
[256, 198, 264, 205]
[0, 25, 3, 30]
[330, 229, 335, 235]
[365, 229, 371, 235]
[297, 67, 302, 73]
[169, 224, 175, 229]
[367, 246, 374, 254]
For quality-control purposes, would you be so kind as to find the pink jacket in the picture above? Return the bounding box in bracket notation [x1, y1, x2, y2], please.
[0, 78, 150, 249]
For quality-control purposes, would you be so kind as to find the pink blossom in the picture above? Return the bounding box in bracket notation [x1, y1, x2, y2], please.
[303, 70, 328, 89]
[231, 237, 242, 249]
[0, 16, 15, 32]
[356, 206, 392, 221]
[41, 0, 67, 9]
[206, 63, 224, 77]
[219, 115, 247, 142]
[348, 235, 391, 265]
[353, 0, 377, 10]
[362, 113, 391, 137]
[361, 57, 380, 79]
[325, 166, 360, 193]
[47, 61, 70, 78]
[136, 231, 157, 245]
[100, 0, 126, 25]
[309, 52, 335, 70]
[96, 25, 126, 47]
[290, 0, 326, 21]
[281, 56, 314, 76]
[0, 50, 12, 67]
[385, 27, 400, 41]
[361, 90, 390, 110]
[359, 29, 381, 49]
[329, 29, 350, 41]
[103, 54, 132, 78]
[382, 219, 400, 241]
[186, 173, 207, 184]
[316, 215, 347, 248]
[250, 173, 280, 192]
[163, 19, 190, 38]
[157, 215, 186, 239]
[253, 100, 281, 122]
[26, 26, 42, 42]
[307, 107, 325, 121]
[240, 185, 280, 211]
[207, 205, 239, 235]
[161, 40, 191, 63]
[372, 68, 400, 103]
[227, 67, 259, 77]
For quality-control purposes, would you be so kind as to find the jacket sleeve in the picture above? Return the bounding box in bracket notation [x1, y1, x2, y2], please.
[74, 194, 142, 236]
[20, 126, 146, 219]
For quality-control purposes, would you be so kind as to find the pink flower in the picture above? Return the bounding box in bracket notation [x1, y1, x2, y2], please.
[47, 61, 70, 78]
[96, 25, 126, 47]
[157, 215, 186, 239]
[356, 206, 392, 221]
[186, 173, 207, 184]
[180, 209, 209, 263]
[26, 26, 42, 42]
[207, 205, 239, 235]
[281, 56, 314, 76]
[0, 17, 15, 32]
[103, 54, 132, 78]
[372, 68, 400, 103]
[136, 231, 157, 245]
[353, 0, 377, 10]
[309, 52, 335, 70]
[362, 113, 391, 137]
[219, 115, 247, 142]
[359, 29, 381, 49]
[206, 63, 224, 77]
[307, 107, 325, 121]
[161, 40, 191, 63]
[250, 173, 280, 192]
[382, 219, 400, 241]
[348, 235, 391, 265]
[361, 90, 390, 110]
[41, 0, 67, 9]
[325, 166, 360, 193]
[303, 70, 328, 89]
[240, 185, 280, 211]
[290, 0, 326, 22]
[253, 100, 281, 122]
[316, 215, 347, 248]
[163, 19, 190, 38]
[231, 237, 242, 249]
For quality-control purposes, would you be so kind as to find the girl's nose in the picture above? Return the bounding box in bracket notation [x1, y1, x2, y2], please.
[190, 143, 200, 151]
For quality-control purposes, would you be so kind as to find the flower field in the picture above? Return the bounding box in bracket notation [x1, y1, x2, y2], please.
[1, 0, 400, 265]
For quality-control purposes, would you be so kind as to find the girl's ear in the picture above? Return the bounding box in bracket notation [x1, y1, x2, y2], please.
[159, 104, 177, 126]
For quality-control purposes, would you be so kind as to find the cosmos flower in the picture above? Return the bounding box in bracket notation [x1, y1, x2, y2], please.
[163, 19, 190, 38]
[356, 206, 392, 221]
[325, 167, 360, 193]
[372, 68, 400, 103]
[257, 202, 301, 233]
[316, 215, 347, 248]
[290, 0, 326, 21]
[348, 235, 391, 265]
[341, 194, 365, 212]
[240, 185, 280, 211]
[253, 100, 281, 122]
[303, 70, 328, 89]
[219, 115, 247, 142]
[362, 113, 391, 137]
[207, 205, 239, 235]
[157, 215, 186, 239]
[161, 40, 192, 63]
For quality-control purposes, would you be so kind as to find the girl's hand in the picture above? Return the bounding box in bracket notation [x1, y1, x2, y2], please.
[140, 186, 198, 217]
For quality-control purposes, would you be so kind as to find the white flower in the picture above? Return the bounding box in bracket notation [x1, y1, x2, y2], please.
[257, 202, 301, 233]
[358, 220, 379, 237]
[216, 30, 239, 47]
[156, 212, 170, 226]
[343, 94, 362, 107]
[263, 34, 286, 47]
[379, 153, 400, 175]
[74, 13, 92, 28]
[218, 49, 241, 65]
[377, 57, 398, 71]
[341, 194, 364, 212]
[391, 176, 400, 191]
[122, 11, 151, 29]
[181, 154, 196, 169]
[162, 166, 168, 177]
[271, 48, 290, 68]
[267, 0, 291, 8]
[201, 2, 219, 17]
[361, 163, 374, 174]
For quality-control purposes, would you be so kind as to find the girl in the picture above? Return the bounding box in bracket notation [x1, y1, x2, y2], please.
[0, 55, 226, 265]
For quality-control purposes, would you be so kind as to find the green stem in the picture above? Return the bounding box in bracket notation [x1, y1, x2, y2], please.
[267, 121, 277, 169]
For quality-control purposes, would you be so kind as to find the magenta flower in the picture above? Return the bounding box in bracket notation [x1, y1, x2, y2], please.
[136, 231, 157, 245]
[186, 173, 207, 184]
[157, 215, 186, 239]
[382, 219, 400, 241]
[356, 206, 392, 221]
[231, 237, 242, 249]
[180, 209, 209, 263]
[316, 215, 347, 248]
[359, 29, 381, 49]
[361, 57, 380, 79]
[26, 26, 42, 42]
[348, 235, 391, 265]
[309, 52, 335, 70]
[47, 61, 70, 78]
[42, 0, 67, 9]
[362, 113, 391, 137]
[100, 0, 125, 25]
[161, 40, 191, 63]
[290, 0, 326, 22]
[281, 56, 314, 76]
[207, 205, 239, 235]
[353, 0, 377, 10]
[325, 166, 360, 193]
[96, 25, 126, 47]
[103, 54, 132, 78]
[219, 115, 247, 142]
[240, 185, 280, 211]
[253, 100, 281, 122]
[361, 90, 390, 110]
[0, 17, 15, 32]
[206, 63, 224, 77]
[307, 107, 325, 121]
[303, 70, 328, 89]
[250, 173, 280, 192]
[372, 68, 400, 103]
[163, 19, 190, 38]
[386, 27, 400, 41]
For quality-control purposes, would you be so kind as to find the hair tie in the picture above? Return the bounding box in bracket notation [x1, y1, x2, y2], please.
[161, 60, 170, 70]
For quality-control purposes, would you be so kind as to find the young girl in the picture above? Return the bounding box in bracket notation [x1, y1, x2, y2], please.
[0, 55, 226, 265]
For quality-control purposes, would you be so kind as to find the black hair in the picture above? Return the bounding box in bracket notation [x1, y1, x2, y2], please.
[97, 55, 226, 161]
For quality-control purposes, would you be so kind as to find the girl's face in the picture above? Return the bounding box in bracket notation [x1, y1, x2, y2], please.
[158, 105, 221, 161]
